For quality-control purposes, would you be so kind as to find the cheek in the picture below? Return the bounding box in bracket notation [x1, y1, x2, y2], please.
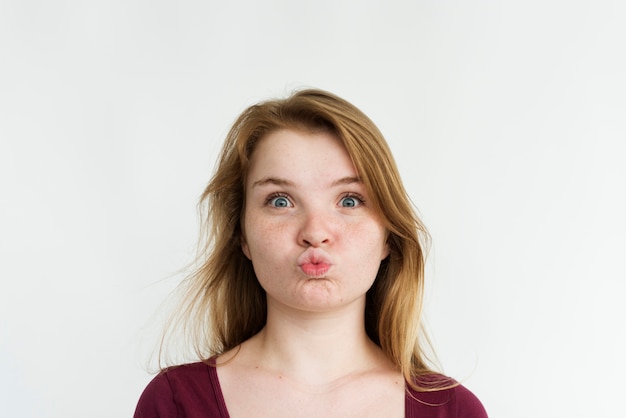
[243, 217, 289, 258]
[244, 223, 294, 285]
[344, 222, 388, 260]
[365, 222, 388, 248]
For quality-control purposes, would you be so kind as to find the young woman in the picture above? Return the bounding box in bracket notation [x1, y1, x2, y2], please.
[134, 89, 487, 417]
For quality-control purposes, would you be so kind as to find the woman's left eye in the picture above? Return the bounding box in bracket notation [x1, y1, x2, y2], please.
[268, 196, 292, 208]
[339, 195, 362, 208]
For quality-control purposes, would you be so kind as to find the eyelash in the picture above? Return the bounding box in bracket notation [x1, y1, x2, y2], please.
[339, 193, 366, 207]
[265, 192, 292, 207]
[264, 192, 366, 208]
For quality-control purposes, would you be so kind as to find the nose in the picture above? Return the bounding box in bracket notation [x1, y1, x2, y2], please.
[297, 209, 333, 247]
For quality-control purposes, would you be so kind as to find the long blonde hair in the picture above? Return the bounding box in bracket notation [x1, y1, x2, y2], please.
[163, 89, 439, 389]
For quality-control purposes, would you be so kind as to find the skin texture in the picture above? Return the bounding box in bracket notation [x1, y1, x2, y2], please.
[242, 128, 389, 315]
[216, 129, 403, 418]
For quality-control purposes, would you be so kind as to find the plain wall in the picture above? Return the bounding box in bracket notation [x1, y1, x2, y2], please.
[1, 1, 624, 417]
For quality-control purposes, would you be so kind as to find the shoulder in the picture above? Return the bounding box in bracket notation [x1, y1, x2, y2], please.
[134, 362, 228, 418]
[405, 374, 488, 418]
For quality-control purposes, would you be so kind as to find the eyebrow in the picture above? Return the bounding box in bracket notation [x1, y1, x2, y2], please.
[331, 176, 362, 187]
[251, 176, 362, 188]
[251, 177, 295, 188]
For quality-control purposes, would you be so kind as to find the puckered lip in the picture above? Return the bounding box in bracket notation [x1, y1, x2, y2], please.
[296, 248, 333, 267]
[297, 248, 333, 277]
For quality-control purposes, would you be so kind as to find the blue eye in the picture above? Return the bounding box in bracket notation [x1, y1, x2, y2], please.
[339, 196, 360, 207]
[269, 196, 291, 208]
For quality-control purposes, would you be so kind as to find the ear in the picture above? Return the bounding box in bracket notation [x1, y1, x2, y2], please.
[380, 241, 390, 261]
[241, 237, 251, 260]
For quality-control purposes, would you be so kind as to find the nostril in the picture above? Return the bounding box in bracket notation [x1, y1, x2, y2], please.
[301, 238, 329, 248]
[298, 214, 332, 247]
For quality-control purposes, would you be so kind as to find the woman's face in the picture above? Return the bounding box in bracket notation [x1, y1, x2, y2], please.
[242, 129, 389, 314]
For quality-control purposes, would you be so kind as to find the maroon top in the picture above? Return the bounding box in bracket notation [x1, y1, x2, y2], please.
[134, 362, 487, 418]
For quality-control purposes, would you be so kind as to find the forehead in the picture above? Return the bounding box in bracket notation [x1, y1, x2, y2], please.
[246, 129, 358, 186]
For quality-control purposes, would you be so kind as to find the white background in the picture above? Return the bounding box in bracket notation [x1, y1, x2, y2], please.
[1, 1, 625, 417]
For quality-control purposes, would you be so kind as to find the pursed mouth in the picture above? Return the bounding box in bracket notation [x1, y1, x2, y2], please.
[297, 248, 333, 278]
[299, 262, 331, 277]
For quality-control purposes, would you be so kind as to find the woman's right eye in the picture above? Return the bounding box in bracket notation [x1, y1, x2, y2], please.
[268, 195, 292, 208]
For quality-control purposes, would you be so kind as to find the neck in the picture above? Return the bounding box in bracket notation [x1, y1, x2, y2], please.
[237, 297, 389, 385]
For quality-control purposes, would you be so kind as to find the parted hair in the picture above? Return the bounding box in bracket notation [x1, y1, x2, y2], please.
[163, 88, 440, 390]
